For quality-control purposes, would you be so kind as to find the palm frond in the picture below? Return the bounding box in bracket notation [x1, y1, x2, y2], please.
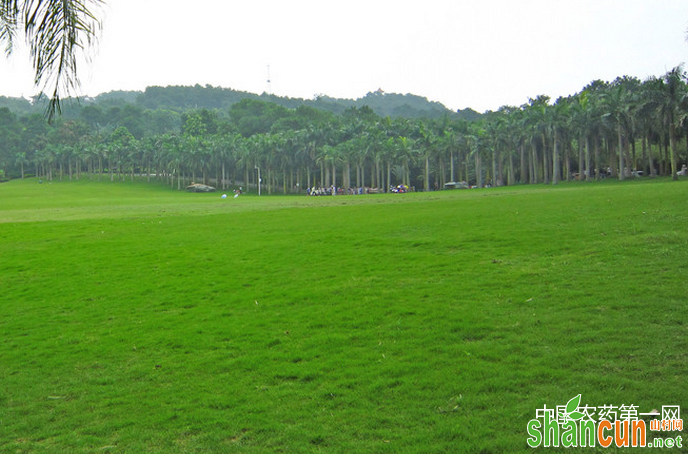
[22, 0, 102, 120]
[0, 1, 20, 55]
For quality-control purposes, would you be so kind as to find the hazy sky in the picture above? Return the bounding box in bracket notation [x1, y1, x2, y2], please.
[1, 0, 687, 112]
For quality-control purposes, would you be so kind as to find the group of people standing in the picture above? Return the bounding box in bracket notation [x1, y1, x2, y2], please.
[307, 186, 395, 196]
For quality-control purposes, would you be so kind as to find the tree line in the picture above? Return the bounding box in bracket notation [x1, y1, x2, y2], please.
[1, 68, 687, 192]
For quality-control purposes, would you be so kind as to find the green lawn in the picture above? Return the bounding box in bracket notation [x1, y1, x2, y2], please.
[0, 178, 686, 453]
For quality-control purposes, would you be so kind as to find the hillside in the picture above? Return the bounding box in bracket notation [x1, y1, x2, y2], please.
[132, 85, 470, 119]
[0, 85, 481, 120]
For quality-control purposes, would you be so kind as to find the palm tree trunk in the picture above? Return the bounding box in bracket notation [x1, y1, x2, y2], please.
[669, 123, 679, 180]
[370, 162, 375, 189]
[519, 143, 527, 184]
[475, 153, 482, 188]
[578, 135, 584, 181]
[584, 136, 591, 181]
[439, 156, 445, 187]
[565, 141, 571, 181]
[552, 131, 560, 184]
[644, 135, 654, 176]
[424, 155, 430, 191]
[530, 143, 538, 184]
[491, 149, 497, 186]
[331, 163, 336, 188]
[660, 139, 667, 175]
[386, 161, 391, 192]
[594, 136, 601, 180]
[450, 150, 455, 182]
[346, 161, 351, 191]
[617, 123, 625, 181]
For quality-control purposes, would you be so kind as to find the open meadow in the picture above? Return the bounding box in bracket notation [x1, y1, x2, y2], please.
[0, 178, 687, 453]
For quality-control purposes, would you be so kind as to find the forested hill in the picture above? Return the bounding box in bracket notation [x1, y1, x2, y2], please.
[139, 85, 471, 119]
[0, 85, 479, 120]
[133, 85, 472, 119]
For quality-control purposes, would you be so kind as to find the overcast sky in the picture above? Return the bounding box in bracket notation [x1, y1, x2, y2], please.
[1, 0, 687, 112]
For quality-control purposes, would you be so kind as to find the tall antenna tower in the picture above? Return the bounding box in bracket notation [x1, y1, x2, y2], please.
[266, 65, 272, 95]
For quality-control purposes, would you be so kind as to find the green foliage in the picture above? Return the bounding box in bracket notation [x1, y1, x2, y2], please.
[229, 99, 292, 137]
[95, 90, 140, 105]
[0, 68, 687, 188]
[0, 96, 34, 115]
[181, 111, 208, 137]
[456, 107, 482, 121]
[99, 85, 461, 119]
[138, 84, 251, 110]
[357, 90, 452, 118]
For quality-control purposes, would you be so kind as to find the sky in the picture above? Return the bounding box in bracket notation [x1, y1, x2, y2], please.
[1, 0, 687, 113]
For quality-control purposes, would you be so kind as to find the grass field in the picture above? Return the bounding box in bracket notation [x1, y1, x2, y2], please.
[1, 178, 686, 453]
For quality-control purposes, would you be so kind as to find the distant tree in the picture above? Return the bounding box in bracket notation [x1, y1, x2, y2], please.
[230, 99, 291, 137]
[106, 126, 135, 181]
[181, 112, 207, 138]
[657, 66, 687, 180]
[144, 109, 181, 136]
[0, 107, 20, 176]
[547, 97, 571, 184]
[601, 80, 633, 180]
[80, 104, 106, 131]
[181, 109, 217, 137]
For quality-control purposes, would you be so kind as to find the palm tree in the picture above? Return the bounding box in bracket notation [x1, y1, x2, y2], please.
[292, 129, 313, 190]
[350, 134, 371, 189]
[601, 83, 627, 180]
[657, 66, 687, 180]
[465, 123, 485, 187]
[504, 108, 523, 186]
[156, 134, 184, 189]
[523, 97, 549, 184]
[547, 97, 571, 185]
[638, 76, 667, 177]
[0, 0, 103, 119]
[14, 151, 28, 178]
[214, 133, 240, 190]
[415, 121, 436, 191]
[485, 110, 517, 187]
[316, 144, 341, 188]
[439, 127, 458, 183]
[571, 91, 595, 181]
[506, 108, 529, 184]
[394, 136, 415, 187]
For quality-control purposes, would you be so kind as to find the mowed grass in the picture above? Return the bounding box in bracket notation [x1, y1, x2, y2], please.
[0, 178, 686, 453]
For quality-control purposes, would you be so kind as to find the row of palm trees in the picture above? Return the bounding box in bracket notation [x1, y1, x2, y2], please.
[15, 67, 688, 192]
